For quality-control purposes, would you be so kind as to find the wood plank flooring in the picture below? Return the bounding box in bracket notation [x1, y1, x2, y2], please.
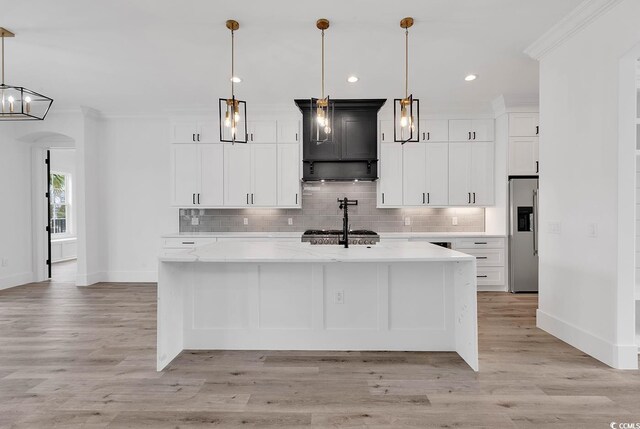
[0, 279, 638, 428]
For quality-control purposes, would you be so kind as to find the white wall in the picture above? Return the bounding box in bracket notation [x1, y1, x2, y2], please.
[100, 116, 174, 282]
[535, 0, 640, 368]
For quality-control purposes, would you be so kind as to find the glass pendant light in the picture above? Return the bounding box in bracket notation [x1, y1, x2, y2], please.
[310, 18, 334, 145]
[394, 17, 419, 143]
[0, 28, 53, 121]
[219, 19, 248, 144]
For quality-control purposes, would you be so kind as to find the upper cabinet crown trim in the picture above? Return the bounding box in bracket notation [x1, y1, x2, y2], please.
[524, 0, 623, 60]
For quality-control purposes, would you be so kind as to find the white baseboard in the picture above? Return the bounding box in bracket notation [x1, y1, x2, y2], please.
[104, 271, 157, 283]
[477, 284, 508, 292]
[537, 309, 638, 369]
[76, 271, 105, 286]
[0, 272, 34, 291]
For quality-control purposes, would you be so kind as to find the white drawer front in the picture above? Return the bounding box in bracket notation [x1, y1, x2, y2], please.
[454, 237, 505, 249]
[216, 237, 300, 242]
[476, 267, 505, 285]
[163, 237, 217, 248]
[457, 248, 505, 267]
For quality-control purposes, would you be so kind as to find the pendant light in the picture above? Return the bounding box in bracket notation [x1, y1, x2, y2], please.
[0, 28, 53, 121]
[219, 19, 248, 144]
[394, 17, 419, 143]
[310, 18, 334, 145]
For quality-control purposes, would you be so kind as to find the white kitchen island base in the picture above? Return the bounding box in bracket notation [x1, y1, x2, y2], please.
[157, 241, 478, 371]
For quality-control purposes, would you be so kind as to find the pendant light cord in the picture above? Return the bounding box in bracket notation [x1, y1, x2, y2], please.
[321, 29, 325, 100]
[230, 28, 235, 99]
[1, 34, 4, 85]
[405, 28, 408, 99]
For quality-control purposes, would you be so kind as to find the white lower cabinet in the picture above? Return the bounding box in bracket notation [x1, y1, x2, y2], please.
[453, 237, 506, 289]
[379, 144, 403, 206]
[402, 142, 448, 206]
[224, 144, 278, 207]
[171, 144, 223, 207]
[448, 142, 494, 206]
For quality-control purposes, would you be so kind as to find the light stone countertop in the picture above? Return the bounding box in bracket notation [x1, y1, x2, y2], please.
[159, 240, 476, 263]
[162, 231, 506, 239]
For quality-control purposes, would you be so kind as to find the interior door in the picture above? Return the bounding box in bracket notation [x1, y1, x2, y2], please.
[425, 143, 449, 205]
[224, 144, 252, 206]
[251, 144, 277, 206]
[402, 143, 427, 205]
[46, 149, 52, 279]
[198, 145, 224, 206]
[172, 144, 198, 206]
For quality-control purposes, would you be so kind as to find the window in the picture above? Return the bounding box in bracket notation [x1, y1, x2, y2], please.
[50, 172, 72, 236]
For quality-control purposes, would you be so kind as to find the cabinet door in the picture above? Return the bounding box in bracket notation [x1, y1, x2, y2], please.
[251, 144, 277, 206]
[425, 143, 449, 205]
[448, 120, 473, 142]
[248, 121, 277, 143]
[172, 121, 197, 143]
[420, 120, 449, 142]
[342, 113, 377, 159]
[197, 120, 220, 143]
[402, 143, 427, 206]
[448, 143, 472, 205]
[379, 144, 403, 206]
[471, 119, 494, 141]
[470, 142, 494, 205]
[278, 120, 300, 143]
[277, 144, 300, 206]
[224, 144, 252, 206]
[171, 144, 198, 206]
[380, 120, 394, 143]
[509, 137, 539, 176]
[198, 145, 224, 206]
[509, 113, 539, 137]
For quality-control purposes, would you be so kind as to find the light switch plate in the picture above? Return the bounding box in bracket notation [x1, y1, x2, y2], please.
[334, 290, 344, 304]
[452, 217, 458, 226]
[243, 218, 249, 225]
[191, 217, 199, 226]
[288, 218, 293, 226]
[547, 222, 561, 234]
[587, 223, 598, 238]
[404, 217, 411, 226]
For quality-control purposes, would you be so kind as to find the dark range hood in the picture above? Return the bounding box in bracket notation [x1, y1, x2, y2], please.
[294, 99, 386, 181]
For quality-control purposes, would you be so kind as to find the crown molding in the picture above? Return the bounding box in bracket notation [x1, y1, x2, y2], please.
[525, 0, 623, 60]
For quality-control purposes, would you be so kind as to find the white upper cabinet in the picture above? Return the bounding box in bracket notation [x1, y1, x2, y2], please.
[277, 120, 301, 144]
[171, 120, 221, 143]
[171, 144, 223, 207]
[379, 120, 395, 143]
[379, 144, 403, 206]
[197, 120, 220, 143]
[224, 144, 280, 207]
[509, 137, 539, 176]
[248, 120, 277, 143]
[277, 144, 301, 207]
[224, 144, 253, 206]
[402, 143, 448, 206]
[425, 143, 449, 205]
[251, 144, 278, 206]
[509, 113, 539, 137]
[419, 120, 449, 142]
[448, 142, 494, 206]
[449, 119, 494, 142]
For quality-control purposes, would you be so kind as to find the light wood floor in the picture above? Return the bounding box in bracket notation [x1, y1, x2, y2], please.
[0, 280, 638, 429]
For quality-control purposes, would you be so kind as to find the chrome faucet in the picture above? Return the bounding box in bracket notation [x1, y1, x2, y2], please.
[337, 197, 358, 248]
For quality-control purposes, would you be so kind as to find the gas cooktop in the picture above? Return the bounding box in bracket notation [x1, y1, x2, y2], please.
[302, 229, 380, 245]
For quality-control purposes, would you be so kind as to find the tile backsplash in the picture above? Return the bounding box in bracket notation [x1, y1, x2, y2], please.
[179, 182, 485, 233]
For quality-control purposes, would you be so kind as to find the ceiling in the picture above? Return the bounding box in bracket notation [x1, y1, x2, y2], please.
[3, 0, 583, 115]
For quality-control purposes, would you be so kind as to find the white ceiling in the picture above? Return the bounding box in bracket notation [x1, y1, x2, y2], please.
[3, 0, 583, 115]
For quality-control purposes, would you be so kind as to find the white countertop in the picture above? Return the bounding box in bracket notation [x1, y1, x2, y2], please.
[159, 240, 475, 263]
[163, 231, 505, 239]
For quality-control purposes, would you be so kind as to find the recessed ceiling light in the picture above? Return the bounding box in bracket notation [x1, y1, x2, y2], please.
[465, 74, 477, 82]
[230, 76, 242, 83]
[347, 76, 359, 83]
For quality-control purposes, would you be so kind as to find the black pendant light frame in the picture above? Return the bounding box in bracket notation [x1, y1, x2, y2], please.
[310, 19, 334, 145]
[219, 20, 248, 144]
[394, 17, 419, 144]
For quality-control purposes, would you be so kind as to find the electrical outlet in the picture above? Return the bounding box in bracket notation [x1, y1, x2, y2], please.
[452, 216, 458, 226]
[191, 217, 199, 226]
[587, 223, 598, 238]
[243, 218, 249, 225]
[404, 217, 411, 226]
[547, 222, 561, 234]
[1, 258, 7, 267]
[288, 218, 293, 226]
[334, 290, 344, 305]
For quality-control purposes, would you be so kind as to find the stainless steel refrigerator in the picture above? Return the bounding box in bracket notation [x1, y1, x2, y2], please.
[509, 178, 539, 292]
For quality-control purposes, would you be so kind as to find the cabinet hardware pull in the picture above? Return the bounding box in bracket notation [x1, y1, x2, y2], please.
[473, 192, 476, 204]
[422, 132, 426, 140]
[468, 193, 471, 204]
[382, 132, 385, 141]
[473, 131, 476, 140]
[246, 194, 249, 204]
[250, 133, 254, 141]
[192, 133, 195, 142]
[536, 125, 539, 135]
[192, 193, 195, 205]
[182, 241, 195, 245]
[197, 193, 200, 204]
[295, 132, 298, 141]
[422, 193, 425, 204]
[536, 161, 539, 173]
[427, 192, 430, 204]
[427, 132, 430, 140]
[295, 193, 298, 205]
[251, 193, 254, 204]
[474, 242, 487, 245]
[477, 275, 488, 278]
[468, 132, 471, 140]
[382, 193, 385, 204]
[477, 256, 488, 259]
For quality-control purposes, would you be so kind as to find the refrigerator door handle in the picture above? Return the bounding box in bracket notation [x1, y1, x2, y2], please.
[532, 189, 539, 256]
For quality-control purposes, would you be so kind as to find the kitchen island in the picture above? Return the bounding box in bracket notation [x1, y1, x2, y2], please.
[157, 241, 478, 371]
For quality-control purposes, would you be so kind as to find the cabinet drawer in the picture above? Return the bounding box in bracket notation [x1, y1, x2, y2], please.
[163, 237, 217, 248]
[457, 248, 505, 266]
[454, 237, 504, 249]
[475, 266, 505, 286]
[216, 237, 299, 242]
